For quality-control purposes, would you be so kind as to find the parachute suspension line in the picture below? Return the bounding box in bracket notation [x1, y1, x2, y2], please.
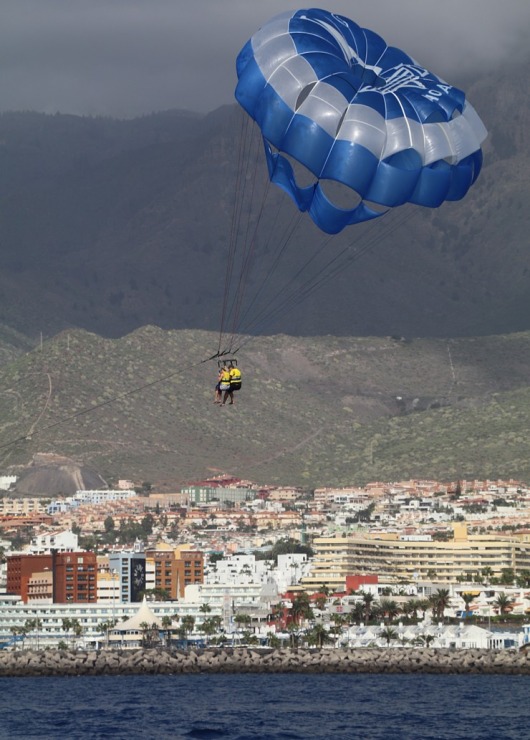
[218, 114, 270, 356]
[227, 139, 330, 352]
[282, 207, 416, 331]
[231, 207, 303, 348]
[235, 225, 339, 339]
[225, 128, 272, 349]
[217, 108, 250, 356]
[261, 208, 416, 334]
[279, 207, 417, 315]
[235, 207, 415, 347]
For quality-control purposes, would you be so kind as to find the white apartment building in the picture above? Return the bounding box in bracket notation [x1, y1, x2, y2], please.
[0, 594, 217, 649]
[47, 489, 136, 514]
[28, 530, 79, 555]
[0, 476, 17, 491]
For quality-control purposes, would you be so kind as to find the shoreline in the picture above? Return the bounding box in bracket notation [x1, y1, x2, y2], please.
[1, 647, 529, 677]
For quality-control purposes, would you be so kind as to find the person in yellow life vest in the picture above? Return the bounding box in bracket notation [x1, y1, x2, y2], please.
[214, 367, 224, 404]
[218, 366, 231, 402]
[222, 365, 242, 405]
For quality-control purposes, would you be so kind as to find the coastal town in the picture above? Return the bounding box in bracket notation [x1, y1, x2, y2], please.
[2, 468, 530, 656]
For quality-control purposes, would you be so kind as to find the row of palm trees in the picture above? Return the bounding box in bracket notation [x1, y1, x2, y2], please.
[280, 590, 454, 627]
[277, 588, 516, 631]
[11, 617, 83, 650]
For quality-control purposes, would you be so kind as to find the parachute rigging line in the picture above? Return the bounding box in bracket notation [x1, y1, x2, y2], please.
[217, 110, 252, 356]
[217, 112, 271, 355]
[233, 206, 415, 351]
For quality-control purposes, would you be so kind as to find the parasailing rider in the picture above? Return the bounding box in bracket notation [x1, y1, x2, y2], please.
[221, 364, 242, 406]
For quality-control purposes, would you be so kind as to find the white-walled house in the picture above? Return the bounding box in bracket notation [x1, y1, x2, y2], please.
[28, 530, 79, 554]
[341, 622, 493, 649]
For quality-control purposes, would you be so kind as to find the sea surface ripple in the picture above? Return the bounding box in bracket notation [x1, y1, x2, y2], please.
[0, 673, 527, 739]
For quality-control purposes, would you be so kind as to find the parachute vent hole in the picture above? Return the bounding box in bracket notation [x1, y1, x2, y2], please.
[335, 109, 347, 137]
[295, 83, 316, 111]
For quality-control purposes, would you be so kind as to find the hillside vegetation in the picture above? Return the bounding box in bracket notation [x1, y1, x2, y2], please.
[2, 327, 530, 488]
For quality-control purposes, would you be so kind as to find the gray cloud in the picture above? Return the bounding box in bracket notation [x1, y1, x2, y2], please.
[1, 0, 529, 117]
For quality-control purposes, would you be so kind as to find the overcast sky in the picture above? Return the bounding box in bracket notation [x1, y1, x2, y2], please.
[2, 0, 529, 118]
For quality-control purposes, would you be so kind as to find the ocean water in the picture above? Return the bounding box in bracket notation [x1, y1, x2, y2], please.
[0, 673, 528, 740]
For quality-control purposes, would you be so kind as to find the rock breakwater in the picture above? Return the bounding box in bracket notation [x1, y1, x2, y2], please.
[1, 647, 529, 677]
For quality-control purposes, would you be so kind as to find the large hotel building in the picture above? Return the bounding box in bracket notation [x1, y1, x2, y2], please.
[302, 524, 530, 591]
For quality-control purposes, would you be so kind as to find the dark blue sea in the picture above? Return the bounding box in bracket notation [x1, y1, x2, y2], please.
[0, 673, 528, 739]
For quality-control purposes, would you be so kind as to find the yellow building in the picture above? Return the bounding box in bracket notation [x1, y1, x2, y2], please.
[302, 524, 530, 591]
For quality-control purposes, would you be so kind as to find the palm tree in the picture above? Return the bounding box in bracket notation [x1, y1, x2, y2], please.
[494, 592, 515, 616]
[34, 618, 42, 649]
[181, 615, 195, 644]
[70, 618, 83, 649]
[61, 617, 72, 648]
[460, 592, 474, 619]
[404, 598, 422, 622]
[379, 598, 400, 623]
[270, 603, 285, 632]
[415, 633, 435, 647]
[380, 627, 398, 646]
[418, 599, 430, 621]
[429, 589, 451, 622]
[199, 617, 219, 645]
[267, 633, 281, 648]
[361, 592, 375, 623]
[329, 613, 346, 641]
[139, 621, 160, 648]
[10, 625, 26, 650]
[306, 623, 331, 648]
[140, 621, 152, 647]
[516, 570, 530, 588]
[98, 619, 118, 648]
[290, 592, 313, 625]
[161, 615, 174, 647]
[286, 621, 300, 648]
[349, 601, 365, 625]
[435, 589, 451, 621]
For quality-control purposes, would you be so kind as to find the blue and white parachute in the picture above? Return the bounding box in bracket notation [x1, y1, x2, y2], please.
[235, 8, 487, 234]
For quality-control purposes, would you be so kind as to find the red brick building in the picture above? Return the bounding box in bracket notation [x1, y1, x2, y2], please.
[52, 551, 97, 603]
[7, 554, 52, 602]
[6, 551, 97, 603]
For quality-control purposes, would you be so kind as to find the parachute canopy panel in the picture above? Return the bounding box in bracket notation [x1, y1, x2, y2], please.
[235, 8, 487, 234]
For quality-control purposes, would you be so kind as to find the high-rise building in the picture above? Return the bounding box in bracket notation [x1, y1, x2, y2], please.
[108, 551, 146, 603]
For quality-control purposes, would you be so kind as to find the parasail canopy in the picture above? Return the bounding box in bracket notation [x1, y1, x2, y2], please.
[235, 8, 487, 234]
